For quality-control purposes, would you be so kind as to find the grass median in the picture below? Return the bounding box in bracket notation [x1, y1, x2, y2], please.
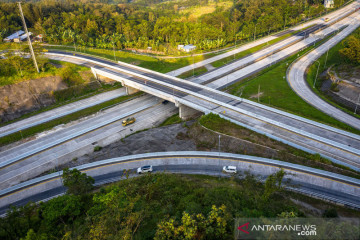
[0, 92, 142, 147]
[210, 31, 300, 68]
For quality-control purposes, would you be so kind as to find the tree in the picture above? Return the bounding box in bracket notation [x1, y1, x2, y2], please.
[154, 205, 229, 240]
[62, 168, 95, 195]
[339, 35, 360, 64]
[262, 169, 285, 202]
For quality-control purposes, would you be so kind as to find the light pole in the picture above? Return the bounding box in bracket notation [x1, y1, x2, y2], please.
[18, 2, 39, 73]
[324, 46, 330, 68]
[254, 23, 258, 41]
[113, 42, 116, 61]
[355, 94, 360, 115]
[192, 53, 195, 77]
[218, 135, 221, 153]
[313, 60, 321, 88]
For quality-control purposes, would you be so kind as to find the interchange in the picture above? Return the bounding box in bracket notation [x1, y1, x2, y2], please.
[0, 0, 360, 213]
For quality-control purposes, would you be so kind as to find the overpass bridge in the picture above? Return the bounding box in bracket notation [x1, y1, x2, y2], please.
[46, 51, 360, 170]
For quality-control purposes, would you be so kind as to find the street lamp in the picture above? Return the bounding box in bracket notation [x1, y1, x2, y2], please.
[324, 46, 330, 68]
[218, 135, 221, 153]
[313, 60, 321, 88]
[355, 94, 360, 115]
[254, 22, 259, 41]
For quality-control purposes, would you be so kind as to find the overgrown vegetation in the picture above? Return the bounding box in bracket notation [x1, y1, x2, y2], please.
[0, 92, 142, 147]
[159, 113, 182, 127]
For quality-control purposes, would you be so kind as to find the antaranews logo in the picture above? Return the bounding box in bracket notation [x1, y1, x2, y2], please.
[234, 218, 360, 240]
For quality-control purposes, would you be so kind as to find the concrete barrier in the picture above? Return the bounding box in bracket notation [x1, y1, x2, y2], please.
[0, 152, 359, 211]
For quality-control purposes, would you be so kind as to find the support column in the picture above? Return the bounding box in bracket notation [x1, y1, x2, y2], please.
[125, 86, 140, 95]
[179, 104, 202, 120]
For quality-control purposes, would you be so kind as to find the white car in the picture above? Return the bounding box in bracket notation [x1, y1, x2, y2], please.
[137, 165, 153, 174]
[223, 166, 237, 174]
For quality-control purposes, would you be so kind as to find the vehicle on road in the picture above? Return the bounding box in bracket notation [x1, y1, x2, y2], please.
[137, 165, 153, 174]
[223, 166, 237, 173]
[162, 100, 169, 104]
[122, 117, 136, 126]
[324, 18, 330, 22]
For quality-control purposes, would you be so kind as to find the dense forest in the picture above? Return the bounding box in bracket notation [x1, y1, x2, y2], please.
[0, 0, 350, 53]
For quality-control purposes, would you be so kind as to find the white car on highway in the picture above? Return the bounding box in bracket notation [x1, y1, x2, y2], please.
[137, 165, 153, 174]
[223, 166, 237, 173]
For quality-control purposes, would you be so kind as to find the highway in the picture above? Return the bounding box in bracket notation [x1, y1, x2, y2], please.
[203, 10, 360, 89]
[0, 152, 359, 215]
[1, 1, 358, 139]
[1, 7, 359, 192]
[288, 15, 360, 130]
[43, 43, 360, 171]
[166, 0, 360, 77]
[0, 88, 126, 138]
[0, 0, 359, 198]
[0, 95, 178, 189]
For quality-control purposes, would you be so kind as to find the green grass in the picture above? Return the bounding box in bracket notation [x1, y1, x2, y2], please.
[228, 38, 360, 135]
[0, 92, 142, 147]
[159, 114, 183, 127]
[211, 31, 299, 68]
[0, 59, 88, 86]
[46, 45, 210, 74]
[307, 27, 360, 119]
[177, 66, 208, 79]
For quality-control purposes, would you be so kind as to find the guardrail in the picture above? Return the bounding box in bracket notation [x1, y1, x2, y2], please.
[1, 151, 359, 202]
[52, 53, 360, 171]
[91, 62, 360, 158]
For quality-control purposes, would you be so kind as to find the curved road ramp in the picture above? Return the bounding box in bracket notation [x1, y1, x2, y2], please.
[0, 151, 359, 215]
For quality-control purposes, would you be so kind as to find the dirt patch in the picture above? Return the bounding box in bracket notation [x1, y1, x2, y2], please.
[63, 123, 196, 168]
[0, 76, 67, 122]
[249, 92, 263, 99]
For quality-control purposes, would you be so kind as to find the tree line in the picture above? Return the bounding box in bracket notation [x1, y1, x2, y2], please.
[0, 0, 350, 53]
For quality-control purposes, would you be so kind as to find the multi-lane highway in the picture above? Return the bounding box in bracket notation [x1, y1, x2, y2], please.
[0, 95, 178, 189]
[0, 88, 126, 138]
[0, 1, 360, 215]
[1, 152, 359, 215]
[44, 46, 360, 171]
[167, 0, 360, 77]
[288, 14, 360, 129]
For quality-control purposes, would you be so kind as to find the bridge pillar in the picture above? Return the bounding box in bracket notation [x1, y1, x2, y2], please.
[125, 86, 140, 95]
[179, 104, 201, 120]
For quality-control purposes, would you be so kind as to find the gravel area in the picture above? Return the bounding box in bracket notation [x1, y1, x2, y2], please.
[65, 122, 196, 168]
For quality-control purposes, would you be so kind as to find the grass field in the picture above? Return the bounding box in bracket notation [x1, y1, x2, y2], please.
[228, 39, 360, 135]
[0, 59, 88, 86]
[0, 92, 142, 147]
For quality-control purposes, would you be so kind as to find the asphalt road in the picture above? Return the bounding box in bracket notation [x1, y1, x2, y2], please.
[1, 164, 359, 216]
[46, 48, 360, 170]
[288, 12, 360, 130]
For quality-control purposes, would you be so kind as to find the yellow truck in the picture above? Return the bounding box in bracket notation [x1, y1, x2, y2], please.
[324, 18, 330, 22]
[122, 117, 136, 126]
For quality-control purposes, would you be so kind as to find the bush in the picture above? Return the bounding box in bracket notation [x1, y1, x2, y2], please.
[322, 208, 338, 218]
[93, 145, 102, 152]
